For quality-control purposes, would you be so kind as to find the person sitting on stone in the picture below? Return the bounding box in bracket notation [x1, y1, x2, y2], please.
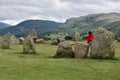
[87, 31, 94, 53]
[87, 31, 94, 45]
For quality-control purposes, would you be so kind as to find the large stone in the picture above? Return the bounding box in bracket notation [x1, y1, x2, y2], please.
[90, 27, 115, 59]
[55, 42, 74, 58]
[74, 32, 80, 41]
[1, 33, 11, 49]
[74, 43, 89, 58]
[23, 36, 36, 53]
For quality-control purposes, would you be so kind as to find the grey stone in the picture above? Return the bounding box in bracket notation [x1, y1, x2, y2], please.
[10, 35, 19, 45]
[55, 42, 74, 58]
[74, 32, 80, 41]
[90, 27, 115, 59]
[36, 38, 45, 43]
[74, 43, 89, 58]
[28, 29, 37, 42]
[23, 36, 35, 53]
[1, 33, 11, 49]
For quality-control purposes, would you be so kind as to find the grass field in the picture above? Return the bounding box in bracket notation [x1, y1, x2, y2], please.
[0, 41, 120, 80]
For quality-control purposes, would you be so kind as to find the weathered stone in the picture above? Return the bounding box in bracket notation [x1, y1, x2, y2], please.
[55, 42, 74, 58]
[90, 27, 115, 59]
[28, 29, 37, 42]
[74, 43, 89, 58]
[74, 32, 80, 41]
[10, 35, 19, 45]
[1, 33, 11, 49]
[23, 36, 35, 53]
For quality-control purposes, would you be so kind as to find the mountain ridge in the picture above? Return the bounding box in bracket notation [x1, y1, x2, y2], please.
[60, 12, 120, 36]
[0, 22, 11, 29]
[0, 20, 63, 37]
[0, 13, 120, 37]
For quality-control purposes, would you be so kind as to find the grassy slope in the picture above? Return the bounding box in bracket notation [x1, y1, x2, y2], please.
[61, 13, 120, 37]
[0, 41, 120, 80]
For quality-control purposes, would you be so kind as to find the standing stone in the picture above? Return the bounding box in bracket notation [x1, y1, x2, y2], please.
[23, 36, 35, 53]
[55, 42, 74, 58]
[74, 43, 89, 58]
[90, 27, 115, 59]
[1, 33, 11, 49]
[28, 29, 37, 42]
[10, 35, 19, 45]
[74, 32, 80, 41]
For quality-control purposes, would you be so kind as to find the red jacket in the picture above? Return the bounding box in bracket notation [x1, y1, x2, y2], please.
[87, 34, 94, 43]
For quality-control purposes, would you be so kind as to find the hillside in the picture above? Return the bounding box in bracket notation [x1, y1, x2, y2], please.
[0, 22, 11, 29]
[0, 20, 63, 37]
[60, 13, 120, 36]
[0, 13, 120, 37]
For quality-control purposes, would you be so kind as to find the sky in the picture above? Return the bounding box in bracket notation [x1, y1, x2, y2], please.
[0, 0, 120, 25]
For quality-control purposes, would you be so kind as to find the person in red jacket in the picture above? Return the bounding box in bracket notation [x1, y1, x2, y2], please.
[87, 31, 94, 54]
[87, 31, 94, 45]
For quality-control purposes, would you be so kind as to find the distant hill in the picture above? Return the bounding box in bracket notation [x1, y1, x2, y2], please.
[0, 13, 120, 38]
[60, 13, 120, 37]
[0, 22, 11, 29]
[0, 20, 63, 37]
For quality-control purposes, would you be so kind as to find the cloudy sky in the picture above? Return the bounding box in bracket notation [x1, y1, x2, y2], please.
[0, 0, 120, 25]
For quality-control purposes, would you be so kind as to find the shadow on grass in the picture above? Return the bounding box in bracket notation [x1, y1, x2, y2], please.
[86, 54, 119, 61]
[88, 57, 119, 61]
[8, 52, 41, 58]
[51, 54, 74, 58]
[49, 55, 119, 61]
[8, 52, 39, 55]
[7, 52, 119, 61]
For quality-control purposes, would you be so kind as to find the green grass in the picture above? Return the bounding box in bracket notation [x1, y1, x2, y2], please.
[0, 41, 120, 80]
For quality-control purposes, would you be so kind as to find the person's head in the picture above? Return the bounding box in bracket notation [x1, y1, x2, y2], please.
[88, 31, 92, 34]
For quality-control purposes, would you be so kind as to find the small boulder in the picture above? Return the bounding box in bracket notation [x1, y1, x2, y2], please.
[36, 38, 45, 43]
[54, 42, 74, 58]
